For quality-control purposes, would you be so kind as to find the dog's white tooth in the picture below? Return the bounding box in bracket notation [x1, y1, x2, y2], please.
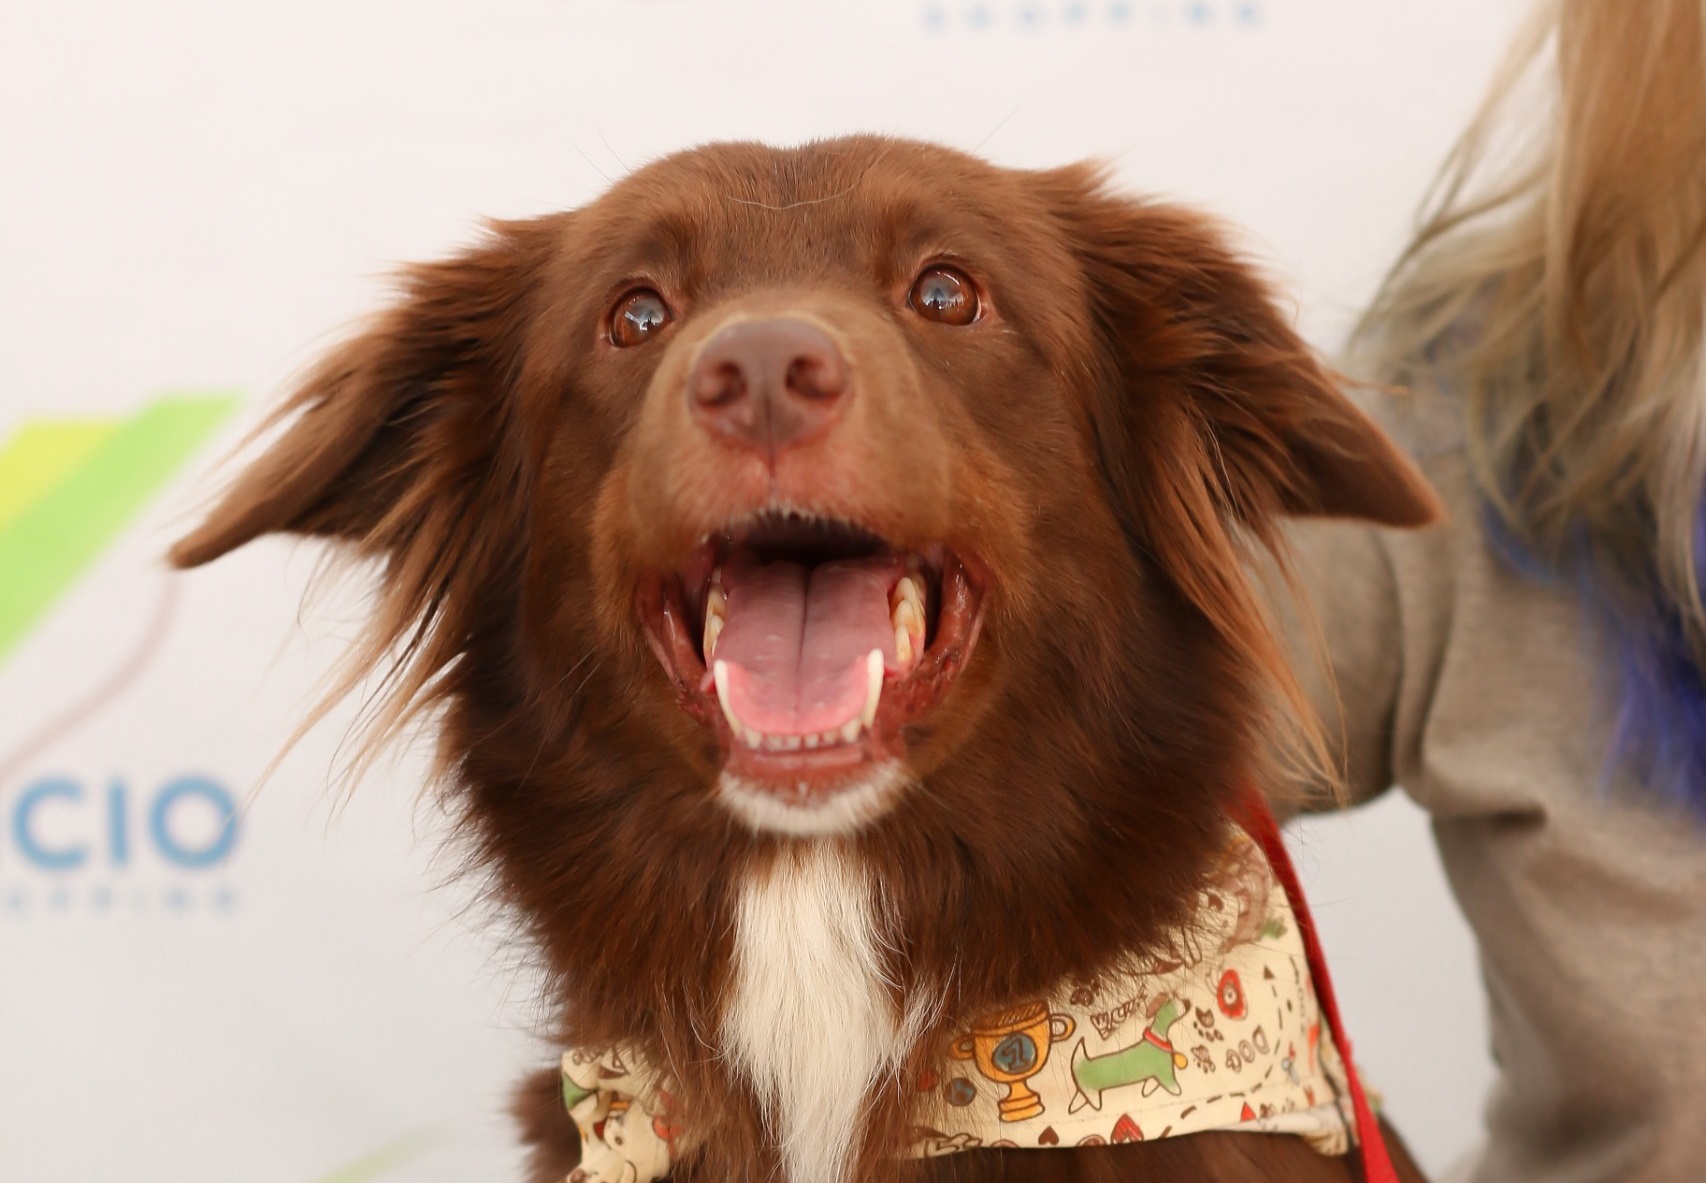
[704, 614, 723, 660]
[779, 734, 803, 751]
[763, 733, 786, 753]
[890, 575, 919, 615]
[840, 718, 863, 744]
[742, 725, 765, 750]
[803, 732, 821, 750]
[861, 648, 883, 731]
[894, 624, 913, 668]
[901, 575, 924, 615]
[713, 661, 743, 733]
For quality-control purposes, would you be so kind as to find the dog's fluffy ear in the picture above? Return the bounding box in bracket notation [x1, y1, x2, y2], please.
[1046, 172, 1441, 747]
[1047, 170, 1441, 537]
[169, 216, 562, 569]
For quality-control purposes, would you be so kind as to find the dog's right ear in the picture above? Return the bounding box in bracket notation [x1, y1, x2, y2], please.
[169, 216, 563, 569]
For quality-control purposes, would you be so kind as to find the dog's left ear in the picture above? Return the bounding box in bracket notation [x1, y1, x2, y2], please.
[169, 215, 562, 569]
[1048, 172, 1442, 538]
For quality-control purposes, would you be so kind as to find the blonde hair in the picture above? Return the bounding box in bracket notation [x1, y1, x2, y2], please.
[1356, 0, 1706, 796]
[1364, 0, 1706, 607]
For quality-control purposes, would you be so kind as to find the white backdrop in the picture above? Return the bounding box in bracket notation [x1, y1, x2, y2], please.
[1, 3, 1525, 1180]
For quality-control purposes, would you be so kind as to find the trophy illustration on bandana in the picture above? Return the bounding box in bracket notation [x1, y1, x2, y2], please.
[951, 1001, 1076, 1122]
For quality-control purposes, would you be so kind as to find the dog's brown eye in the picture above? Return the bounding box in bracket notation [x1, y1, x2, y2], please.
[908, 267, 979, 326]
[610, 288, 672, 347]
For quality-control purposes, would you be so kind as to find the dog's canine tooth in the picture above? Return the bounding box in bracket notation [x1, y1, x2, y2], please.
[894, 624, 913, 667]
[713, 658, 733, 711]
[713, 659, 751, 742]
[862, 649, 883, 730]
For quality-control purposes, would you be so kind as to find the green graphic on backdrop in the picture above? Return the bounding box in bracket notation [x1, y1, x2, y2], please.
[308, 1129, 441, 1183]
[0, 394, 238, 665]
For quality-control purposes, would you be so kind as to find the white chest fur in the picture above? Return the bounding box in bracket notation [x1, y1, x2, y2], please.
[722, 844, 922, 1183]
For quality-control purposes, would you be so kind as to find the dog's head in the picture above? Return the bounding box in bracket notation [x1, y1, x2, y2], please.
[174, 136, 1433, 986]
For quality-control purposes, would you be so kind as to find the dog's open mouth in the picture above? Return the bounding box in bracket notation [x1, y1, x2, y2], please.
[640, 510, 984, 812]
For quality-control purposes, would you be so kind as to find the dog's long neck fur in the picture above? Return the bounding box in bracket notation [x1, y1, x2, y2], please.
[723, 843, 929, 1183]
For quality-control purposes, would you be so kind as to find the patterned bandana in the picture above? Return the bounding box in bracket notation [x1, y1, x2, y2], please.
[558, 825, 1366, 1183]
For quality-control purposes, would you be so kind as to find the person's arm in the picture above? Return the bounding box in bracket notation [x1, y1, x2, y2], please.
[1270, 517, 1405, 812]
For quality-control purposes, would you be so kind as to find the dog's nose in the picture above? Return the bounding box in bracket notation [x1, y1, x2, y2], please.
[688, 319, 850, 459]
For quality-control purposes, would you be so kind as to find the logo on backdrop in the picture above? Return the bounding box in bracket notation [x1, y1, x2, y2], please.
[0, 393, 242, 916]
[920, 0, 1264, 34]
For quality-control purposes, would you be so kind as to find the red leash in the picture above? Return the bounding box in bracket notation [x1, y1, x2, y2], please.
[1234, 789, 1402, 1183]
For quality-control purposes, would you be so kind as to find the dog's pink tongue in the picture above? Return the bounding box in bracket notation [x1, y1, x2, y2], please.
[715, 554, 901, 737]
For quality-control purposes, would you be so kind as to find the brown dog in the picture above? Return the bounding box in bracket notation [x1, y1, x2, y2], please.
[173, 137, 1436, 1183]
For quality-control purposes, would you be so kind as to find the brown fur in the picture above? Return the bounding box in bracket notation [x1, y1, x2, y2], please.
[173, 137, 1438, 1183]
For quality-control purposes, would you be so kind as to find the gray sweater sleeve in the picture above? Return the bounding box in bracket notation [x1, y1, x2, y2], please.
[1276, 513, 1406, 809]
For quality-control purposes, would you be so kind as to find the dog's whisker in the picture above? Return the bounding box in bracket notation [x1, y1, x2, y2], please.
[726, 185, 859, 212]
[568, 137, 614, 185]
[597, 127, 632, 176]
[971, 84, 1043, 156]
